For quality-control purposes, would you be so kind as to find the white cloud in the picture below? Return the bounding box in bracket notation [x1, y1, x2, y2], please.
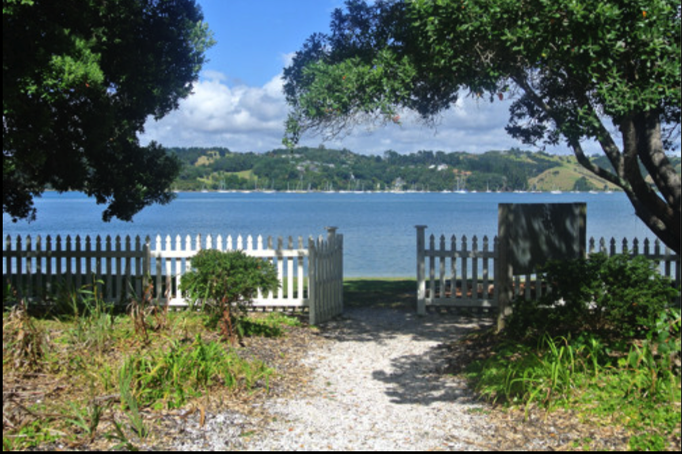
[141, 71, 289, 151]
[141, 70, 598, 156]
[280, 52, 296, 68]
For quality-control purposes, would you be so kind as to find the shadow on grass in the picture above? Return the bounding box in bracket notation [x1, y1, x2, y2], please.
[344, 278, 417, 310]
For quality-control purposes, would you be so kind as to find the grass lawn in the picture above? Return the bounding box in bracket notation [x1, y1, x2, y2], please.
[344, 278, 416, 309]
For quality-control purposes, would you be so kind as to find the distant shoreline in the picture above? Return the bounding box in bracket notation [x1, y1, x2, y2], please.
[172, 189, 620, 195]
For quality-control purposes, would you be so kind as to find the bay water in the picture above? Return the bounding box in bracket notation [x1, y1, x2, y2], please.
[3, 191, 657, 277]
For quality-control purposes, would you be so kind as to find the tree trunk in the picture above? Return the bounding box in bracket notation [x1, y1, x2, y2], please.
[619, 114, 681, 255]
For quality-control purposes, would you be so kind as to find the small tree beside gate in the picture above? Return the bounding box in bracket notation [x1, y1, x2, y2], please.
[180, 249, 279, 344]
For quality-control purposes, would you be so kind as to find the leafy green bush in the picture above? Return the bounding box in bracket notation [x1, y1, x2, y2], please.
[507, 253, 679, 339]
[180, 249, 279, 343]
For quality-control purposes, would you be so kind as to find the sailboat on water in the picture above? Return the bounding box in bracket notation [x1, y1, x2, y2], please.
[454, 176, 467, 194]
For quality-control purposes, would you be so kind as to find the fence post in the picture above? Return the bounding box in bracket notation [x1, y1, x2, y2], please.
[496, 207, 513, 333]
[416, 225, 427, 315]
[308, 236, 317, 326]
[325, 226, 338, 241]
[337, 234, 344, 313]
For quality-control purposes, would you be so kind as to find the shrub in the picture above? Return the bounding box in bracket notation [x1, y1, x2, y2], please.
[507, 253, 679, 339]
[179, 249, 279, 343]
[596, 255, 678, 335]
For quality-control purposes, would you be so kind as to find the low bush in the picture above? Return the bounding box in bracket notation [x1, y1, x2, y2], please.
[507, 253, 679, 340]
[180, 249, 279, 343]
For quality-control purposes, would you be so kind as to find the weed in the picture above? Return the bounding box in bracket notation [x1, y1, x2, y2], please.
[2, 420, 62, 450]
[629, 432, 667, 451]
[266, 312, 302, 327]
[66, 282, 116, 353]
[127, 280, 151, 343]
[66, 401, 105, 442]
[3, 280, 20, 307]
[119, 360, 149, 438]
[127, 277, 170, 344]
[106, 417, 139, 451]
[3, 299, 48, 370]
[237, 313, 301, 338]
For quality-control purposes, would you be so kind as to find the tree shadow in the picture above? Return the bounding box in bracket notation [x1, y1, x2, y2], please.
[317, 286, 494, 406]
[343, 278, 417, 310]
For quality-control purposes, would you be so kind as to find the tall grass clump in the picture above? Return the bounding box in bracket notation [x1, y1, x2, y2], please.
[120, 334, 272, 410]
[466, 253, 681, 450]
[180, 249, 279, 343]
[127, 277, 169, 343]
[63, 281, 117, 354]
[3, 299, 49, 371]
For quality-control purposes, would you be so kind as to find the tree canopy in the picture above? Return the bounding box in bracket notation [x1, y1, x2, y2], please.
[283, 0, 681, 253]
[3, 0, 214, 222]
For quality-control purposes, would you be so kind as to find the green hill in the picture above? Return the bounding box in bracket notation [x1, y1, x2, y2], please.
[167, 146, 680, 193]
[529, 156, 622, 192]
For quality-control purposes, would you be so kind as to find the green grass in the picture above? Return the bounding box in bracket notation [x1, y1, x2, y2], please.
[343, 278, 416, 309]
[465, 327, 681, 451]
[121, 334, 272, 410]
[529, 161, 621, 191]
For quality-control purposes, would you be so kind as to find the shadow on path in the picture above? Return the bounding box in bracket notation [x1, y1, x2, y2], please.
[316, 281, 494, 407]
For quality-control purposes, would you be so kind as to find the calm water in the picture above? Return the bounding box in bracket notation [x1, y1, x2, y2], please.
[3, 191, 657, 277]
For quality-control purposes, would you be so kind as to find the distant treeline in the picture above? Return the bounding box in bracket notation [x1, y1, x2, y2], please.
[167, 146, 681, 193]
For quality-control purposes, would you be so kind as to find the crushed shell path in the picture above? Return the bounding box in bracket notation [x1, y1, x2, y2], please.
[243, 307, 492, 451]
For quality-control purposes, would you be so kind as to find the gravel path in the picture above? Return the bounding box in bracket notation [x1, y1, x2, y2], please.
[177, 307, 494, 451]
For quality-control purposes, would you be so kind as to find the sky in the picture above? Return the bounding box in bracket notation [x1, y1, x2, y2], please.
[139, 0, 588, 156]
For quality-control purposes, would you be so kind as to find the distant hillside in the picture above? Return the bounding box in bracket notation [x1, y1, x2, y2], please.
[167, 146, 680, 193]
[528, 156, 622, 192]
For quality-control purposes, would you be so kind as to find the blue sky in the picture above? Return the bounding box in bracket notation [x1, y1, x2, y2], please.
[140, 0, 582, 155]
[198, 0, 339, 87]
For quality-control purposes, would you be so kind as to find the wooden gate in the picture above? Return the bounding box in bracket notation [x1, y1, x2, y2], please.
[308, 227, 344, 325]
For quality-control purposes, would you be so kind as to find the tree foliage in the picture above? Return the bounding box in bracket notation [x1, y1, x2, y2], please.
[3, 0, 214, 222]
[283, 0, 681, 253]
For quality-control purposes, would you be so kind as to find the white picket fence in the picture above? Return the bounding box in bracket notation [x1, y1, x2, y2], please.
[3, 228, 344, 325]
[416, 226, 681, 314]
